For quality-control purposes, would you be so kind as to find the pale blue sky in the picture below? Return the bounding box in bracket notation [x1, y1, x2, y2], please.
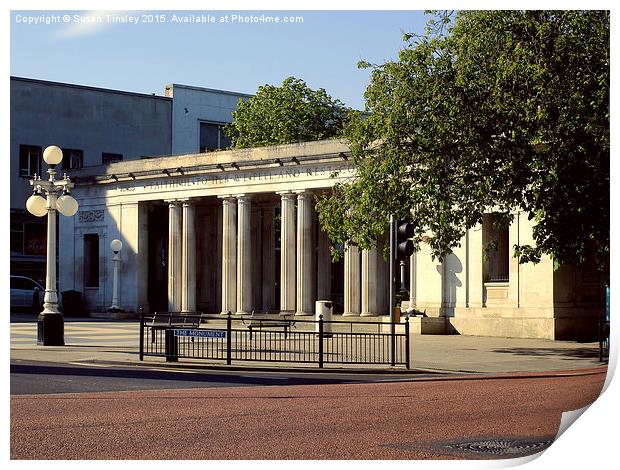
[10, 10, 429, 109]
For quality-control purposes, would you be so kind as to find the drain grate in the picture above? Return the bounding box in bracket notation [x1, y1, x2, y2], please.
[379, 438, 554, 459]
[444, 438, 553, 456]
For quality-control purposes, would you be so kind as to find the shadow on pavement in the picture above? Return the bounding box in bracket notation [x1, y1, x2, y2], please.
[491, 347, 599, 359]
[10, 312, 138, 323]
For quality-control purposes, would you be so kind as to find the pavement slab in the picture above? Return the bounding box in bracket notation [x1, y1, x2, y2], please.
[10, 319, 606, 374]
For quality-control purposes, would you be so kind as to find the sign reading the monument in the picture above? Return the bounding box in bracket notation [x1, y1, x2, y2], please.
[173, 329, 226, 338]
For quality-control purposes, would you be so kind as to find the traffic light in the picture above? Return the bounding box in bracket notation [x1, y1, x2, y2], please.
[396, 220, 414, 259]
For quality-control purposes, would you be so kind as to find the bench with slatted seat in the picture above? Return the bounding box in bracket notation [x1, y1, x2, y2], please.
[148, 312, 205, 343]
[241, 311, 296, 340]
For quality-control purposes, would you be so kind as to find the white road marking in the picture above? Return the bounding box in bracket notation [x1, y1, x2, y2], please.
[68, 362, 112, 368]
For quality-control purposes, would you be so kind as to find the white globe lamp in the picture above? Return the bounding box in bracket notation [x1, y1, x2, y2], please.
[26, 193, 48, 217]
[111, 239, 123, 253]
[43, 145, 63, 165]
[56, 194, 79, 217]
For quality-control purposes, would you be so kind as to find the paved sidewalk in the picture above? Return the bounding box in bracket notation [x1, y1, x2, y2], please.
[10, 318, 606, 374]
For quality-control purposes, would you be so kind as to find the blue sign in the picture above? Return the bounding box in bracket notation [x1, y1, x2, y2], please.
[606, 285, 610, 322]
[174, 329, 226, 338]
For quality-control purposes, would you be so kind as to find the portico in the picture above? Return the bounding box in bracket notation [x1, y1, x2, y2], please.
[60, 140, 389, 318]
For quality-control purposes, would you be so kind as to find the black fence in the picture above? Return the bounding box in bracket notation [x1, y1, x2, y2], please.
[600, 317, 610, 362]
[139, 311, 410, 369]
[600, 285, 610, 362]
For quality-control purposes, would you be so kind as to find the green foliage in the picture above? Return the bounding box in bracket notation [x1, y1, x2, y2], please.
[223, 76, 350, 148]
[316, 10, 609, 273]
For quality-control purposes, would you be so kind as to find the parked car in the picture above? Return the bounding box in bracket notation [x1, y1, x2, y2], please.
[10, 275, 44, 312]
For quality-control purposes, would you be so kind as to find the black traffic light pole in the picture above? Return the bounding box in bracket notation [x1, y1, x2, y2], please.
[389, 215, 396, 366]
[389, 215, 415, 366]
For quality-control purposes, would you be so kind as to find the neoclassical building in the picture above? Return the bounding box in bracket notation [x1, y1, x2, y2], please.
[58, 139, 604, 341]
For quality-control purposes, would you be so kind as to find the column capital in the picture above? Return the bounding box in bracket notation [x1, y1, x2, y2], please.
[218, 195, 237, 205]
[164, 199, 182, 205]
[277, 191, 296, 200]
[234, 193, 252, 203]
[294, 190, 314, 199]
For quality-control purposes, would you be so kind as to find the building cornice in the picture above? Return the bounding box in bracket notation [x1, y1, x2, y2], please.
[71, 139, 352, 186]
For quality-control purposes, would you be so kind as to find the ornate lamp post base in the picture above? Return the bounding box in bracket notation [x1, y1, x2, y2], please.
[37, 312, 65, 346]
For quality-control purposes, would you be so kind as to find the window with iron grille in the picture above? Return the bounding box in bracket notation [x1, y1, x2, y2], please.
[11, 221, 47, 255]
[62, 148, 84, 169]
[19, 145, 42, 177]
[10, 222, 24, 254]
[483, 213, 510, 283]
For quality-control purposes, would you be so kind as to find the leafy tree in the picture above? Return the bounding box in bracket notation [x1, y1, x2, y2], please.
[316, 10, 609, 274]
[224, 76, 349, 148]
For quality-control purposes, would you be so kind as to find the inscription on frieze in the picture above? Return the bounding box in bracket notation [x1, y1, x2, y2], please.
[115, 164, 347, 192]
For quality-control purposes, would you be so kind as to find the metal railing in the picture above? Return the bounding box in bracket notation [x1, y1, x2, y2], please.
[139, 310, 410, 369]
[600, 317, 610, 362]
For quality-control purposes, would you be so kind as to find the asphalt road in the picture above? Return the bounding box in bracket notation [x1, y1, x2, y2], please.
[10, 359, 429, 395]
[10, 366, 606, 460]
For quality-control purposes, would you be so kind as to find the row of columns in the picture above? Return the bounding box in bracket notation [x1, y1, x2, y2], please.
[220, 191, 316, 315]
[167, 199, 196, 313]
[344, 245, 384, 316]
[166, 192, 385, 316]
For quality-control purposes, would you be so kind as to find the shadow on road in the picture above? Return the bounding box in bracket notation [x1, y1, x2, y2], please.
[10, 362, 369, 388]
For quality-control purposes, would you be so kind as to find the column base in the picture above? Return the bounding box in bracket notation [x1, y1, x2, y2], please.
[235, 311, 252, 315]
[37, 313, 64, 346]
[295, 311, 313, 316]
[106, 307, 125, 313]
[360, 312, 381, 317]
[343, 312, 361, 317]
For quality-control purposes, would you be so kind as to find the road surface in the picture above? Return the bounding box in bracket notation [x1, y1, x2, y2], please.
[11, 365, 606, 459]
[10, 359, 427, 395]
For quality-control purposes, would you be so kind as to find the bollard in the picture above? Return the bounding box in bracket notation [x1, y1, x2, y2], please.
[165, 328, 178, 362]
[318, 314, 324, 368]
[405, 316, 410, 370]
[226, 311, 232, 365]
[139, 306, 144, 361]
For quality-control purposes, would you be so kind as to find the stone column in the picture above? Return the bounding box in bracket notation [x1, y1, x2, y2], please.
[361, 246, 379, 316]
[261, 206, 276, 311]
[181, 199, 196, 313]
[220, 196, 237, 315]
[167, 200, 182, 312]
[236, 194, 252, 314]
[316, 221, 332, 301]
[279, 192, 296, 313]
[343, 244, 361, 316]
[296, 191, 314, 315]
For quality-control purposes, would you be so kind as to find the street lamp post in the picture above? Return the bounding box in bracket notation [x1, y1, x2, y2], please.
[107, 239, 124, 312]
[25, 145, 79, 346]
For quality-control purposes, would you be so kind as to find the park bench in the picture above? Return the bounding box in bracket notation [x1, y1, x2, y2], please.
[241, 311, 296, 340]
[148, 311, 206, 343]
